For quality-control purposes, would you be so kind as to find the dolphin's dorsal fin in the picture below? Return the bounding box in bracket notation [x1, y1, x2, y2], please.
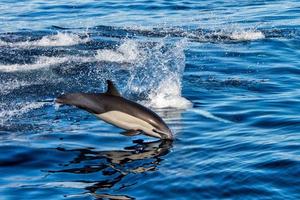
[106, 80, 121, 96]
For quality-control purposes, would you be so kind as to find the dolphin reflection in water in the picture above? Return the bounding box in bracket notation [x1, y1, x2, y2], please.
[48, 139, 172, 199]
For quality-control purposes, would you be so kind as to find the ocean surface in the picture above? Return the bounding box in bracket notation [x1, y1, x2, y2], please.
[1, 0, 300, 199]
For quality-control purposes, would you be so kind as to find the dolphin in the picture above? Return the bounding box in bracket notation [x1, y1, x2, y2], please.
[56, 80, 173, 140]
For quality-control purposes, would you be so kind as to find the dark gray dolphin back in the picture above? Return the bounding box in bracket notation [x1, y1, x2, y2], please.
[56, 93, 106, 114]
[56, 80, 119, 114]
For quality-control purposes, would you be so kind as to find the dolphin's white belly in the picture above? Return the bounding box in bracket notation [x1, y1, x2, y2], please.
[96, 111, 154, 132]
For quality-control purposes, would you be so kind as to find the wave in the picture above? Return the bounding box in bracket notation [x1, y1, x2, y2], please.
[0, 32, 89, 47]
[2, 25, 293, 54]
[116, 25, 266, 42]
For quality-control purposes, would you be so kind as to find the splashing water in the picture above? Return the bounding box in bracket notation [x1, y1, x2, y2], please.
[0, 79, 31, 95]
[125, 38, 192, 109]
[147, 78, 192, 109]
[0, 102, 47, 125]
[143, 45, 193, 109]
[229, 30, 265, 41]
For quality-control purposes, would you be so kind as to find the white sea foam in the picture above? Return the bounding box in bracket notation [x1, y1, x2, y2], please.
[95, 40, 140, 63]
[35, 32, 89, 46]
[0, 32, 89, 47]
[229, 30, 265, 41]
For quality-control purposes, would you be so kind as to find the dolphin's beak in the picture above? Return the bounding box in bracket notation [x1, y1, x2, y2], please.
[55, 98, 64, 104]
[55, 94, 70, 104]
[163, 130, 174, 140]
[153, 129, 174, 140]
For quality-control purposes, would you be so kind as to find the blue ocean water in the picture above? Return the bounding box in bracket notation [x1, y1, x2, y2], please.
[1, 0, 300, 199]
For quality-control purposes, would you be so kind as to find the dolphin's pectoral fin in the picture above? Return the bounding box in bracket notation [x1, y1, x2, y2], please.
[120, 130, 140, 136]
[106, 80, 121, 97]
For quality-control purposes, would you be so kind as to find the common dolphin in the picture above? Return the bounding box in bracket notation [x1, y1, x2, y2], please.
[56, 80, 173, 140]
